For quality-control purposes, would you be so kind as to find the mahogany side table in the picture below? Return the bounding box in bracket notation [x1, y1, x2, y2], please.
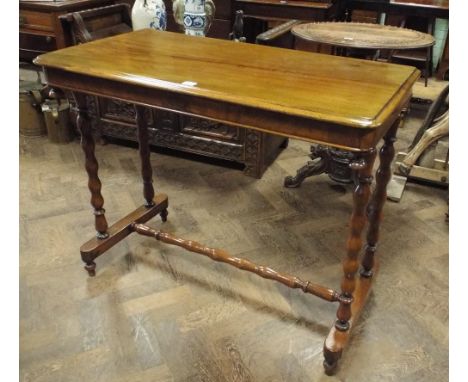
[34, 30, 419, 375]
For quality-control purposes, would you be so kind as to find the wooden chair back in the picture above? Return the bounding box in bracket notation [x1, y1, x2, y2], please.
[59, 4, 132, 46]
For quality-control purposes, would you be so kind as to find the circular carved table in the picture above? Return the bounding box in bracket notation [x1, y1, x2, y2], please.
[291, 21, 435, 50]
[284, 22, 435, 188]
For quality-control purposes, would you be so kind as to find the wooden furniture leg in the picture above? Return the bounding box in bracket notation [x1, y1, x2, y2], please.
[76, 98, 169, 277]
[323, 118, 400, 374]
[73, 92, 109, 274]
[135, 106, 155, 207]
[361, 119, 399, 277]
[284, 145, 355, 188]
[323, 148, 376, 374]
[135, 105, 168, 219]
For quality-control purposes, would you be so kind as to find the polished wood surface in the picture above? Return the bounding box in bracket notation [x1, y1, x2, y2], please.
[132, 223, 343, 303]
[19, 0, 115, 60]
[58, 3, 286, 179]
[35, 29, 418, 149]
[292, 21, 435, 49]
[73, 92, 109, 239]
[34, 29, 418, 374]
[20, 0, 115, 11]
[361, 120, 400, 277]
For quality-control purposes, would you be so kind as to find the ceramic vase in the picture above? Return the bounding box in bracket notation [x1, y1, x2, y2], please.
[172, 0, 215, 36]
[131, 0, 167, 31]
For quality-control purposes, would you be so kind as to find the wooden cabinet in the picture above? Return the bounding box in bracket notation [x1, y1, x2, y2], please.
[19, 0, 115, 61]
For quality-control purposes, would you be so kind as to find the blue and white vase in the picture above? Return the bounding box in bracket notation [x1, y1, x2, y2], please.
[132, 0, 167, 31]
[172, 0, 215, 37]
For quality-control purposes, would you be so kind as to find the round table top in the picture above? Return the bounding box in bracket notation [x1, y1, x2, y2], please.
[292, 22, 435, 50]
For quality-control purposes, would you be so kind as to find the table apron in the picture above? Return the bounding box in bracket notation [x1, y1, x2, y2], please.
[44, 68, 404, 151]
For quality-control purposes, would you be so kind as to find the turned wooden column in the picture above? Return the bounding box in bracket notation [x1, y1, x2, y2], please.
[335, 149, 376, 332]
[135, 105, 168, 221]
[135, 105, 155, 207]
[361, 118, 400, 277]
[74, 92, 109, 240]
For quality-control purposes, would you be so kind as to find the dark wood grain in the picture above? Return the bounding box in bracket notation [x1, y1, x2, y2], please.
[335, 149, 376, 332]
[135, 105, 155, 207]
[73, 92, 109, 241]
[34, 30, 419, 150]
[132, 223, 343, 303]
[361, 116, 400, 278]
[80, 193, 169, 275]
[34, 30, 418, 374]
[19, 0, 115, 60]
[292, 22, 435, 50]
[58, 4, 286, 179]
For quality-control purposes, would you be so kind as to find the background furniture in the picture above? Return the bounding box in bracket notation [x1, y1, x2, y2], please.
[257, 20, 433, 187]
[292, 21, 435, 85]
[346, 0, 449, 80]
[20, 0, 116, 61]
[60, 3, 132, 45]
[234, 0, 346, 42]
[388, 85, 449, 201]
[59, 3, 288, 178]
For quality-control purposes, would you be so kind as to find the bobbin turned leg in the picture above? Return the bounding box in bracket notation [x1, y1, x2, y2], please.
[135, 105, 155, 207]
[361, 119, 399, 278]
[74, 92, 109, 275]
[135, 105, 168, 223]
[335, 149, 376, 331]
[323, 149, 376, 374]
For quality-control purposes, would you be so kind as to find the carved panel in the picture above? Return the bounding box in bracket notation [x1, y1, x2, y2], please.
[89, 97, 285, 178]
[100, 121, 137, 141]
[148, 128, 244, 161]
[243, 129, 262, 178]
[99, 121, 244, 161]
[98, 98, 153, 126]
[181, 116, 241, 142]
[153, 109, 179, 131]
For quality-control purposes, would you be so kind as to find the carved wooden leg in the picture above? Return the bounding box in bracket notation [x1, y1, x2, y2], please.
[361, 120, 399, 278]
[284, 145, 355, 188]
[74, 92, 109, 276]
[135, 105, 168, 223]
[336, 149, 376, 330]
[284, 145, 328, 188]
[74, 92, 109, 241]
[323, 149, 376, 374]
[135, 105, 155, 207]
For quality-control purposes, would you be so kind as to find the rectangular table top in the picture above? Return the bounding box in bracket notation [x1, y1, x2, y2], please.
[35, 30, 419, 148]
